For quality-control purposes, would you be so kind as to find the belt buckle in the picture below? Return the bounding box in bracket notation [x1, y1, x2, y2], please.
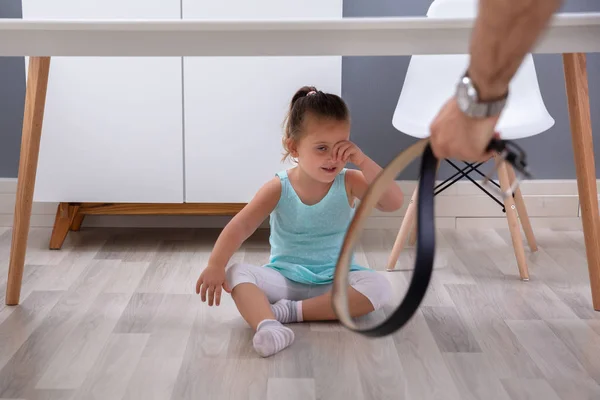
[482, 139, 532, 199]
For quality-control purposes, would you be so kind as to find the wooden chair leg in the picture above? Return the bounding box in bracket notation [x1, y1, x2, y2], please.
[506, 164, 538, 252]
[387, 186, 418, 271]
[407, 161, 441, 247]
[49, 203, 81, 250]
[496, 155, 529, 281]
[6, 57, 51, 306]
[408, 221, 417, 246]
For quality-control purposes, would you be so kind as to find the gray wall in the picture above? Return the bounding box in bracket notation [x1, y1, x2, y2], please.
[1, 0, 599, 180]
[0, 0, 24, 179]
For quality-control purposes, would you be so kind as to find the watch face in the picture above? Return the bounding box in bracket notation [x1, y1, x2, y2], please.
[456, 80, 470, 112]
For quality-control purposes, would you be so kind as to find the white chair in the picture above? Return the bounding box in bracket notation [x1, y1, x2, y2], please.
[386, 0, 554, 280]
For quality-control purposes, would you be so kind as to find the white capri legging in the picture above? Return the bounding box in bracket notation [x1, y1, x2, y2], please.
[225, 263, 393, 311]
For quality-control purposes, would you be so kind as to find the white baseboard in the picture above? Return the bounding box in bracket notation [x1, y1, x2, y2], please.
[0, 178, 586, 230]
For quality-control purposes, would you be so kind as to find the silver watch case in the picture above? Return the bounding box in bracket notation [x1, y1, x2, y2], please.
[456, 74, 507, 118]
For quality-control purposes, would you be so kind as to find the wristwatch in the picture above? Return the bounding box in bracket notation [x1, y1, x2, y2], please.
[455, 72, 508, 118]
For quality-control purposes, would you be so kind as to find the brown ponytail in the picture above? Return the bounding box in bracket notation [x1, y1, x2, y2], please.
[282, 86, 350, 162]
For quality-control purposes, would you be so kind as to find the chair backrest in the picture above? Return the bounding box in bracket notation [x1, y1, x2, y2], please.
[427, 0, 477, 18]
[392, 0, 554, 140]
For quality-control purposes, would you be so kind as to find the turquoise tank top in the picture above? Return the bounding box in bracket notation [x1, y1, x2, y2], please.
[263, 168, 370, 285]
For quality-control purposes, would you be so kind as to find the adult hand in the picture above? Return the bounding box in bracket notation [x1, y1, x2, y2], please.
[429, 96, 501, 162]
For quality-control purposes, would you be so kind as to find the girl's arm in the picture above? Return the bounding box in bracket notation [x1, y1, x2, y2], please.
[207, 177, 282, 270]
[196, 176, 281, 305]
[347, 157, 404, 212]
[332, 140, 403, 212]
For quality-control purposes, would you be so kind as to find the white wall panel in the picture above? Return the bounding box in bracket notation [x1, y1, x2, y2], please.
[183, 0, 342, 203]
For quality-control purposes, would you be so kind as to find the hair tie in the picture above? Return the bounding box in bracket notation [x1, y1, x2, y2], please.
[307, 91, 317, 96]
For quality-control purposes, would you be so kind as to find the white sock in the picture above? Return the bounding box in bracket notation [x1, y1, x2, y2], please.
[253, 319, 295, 357]
[271, 299, 303, 324]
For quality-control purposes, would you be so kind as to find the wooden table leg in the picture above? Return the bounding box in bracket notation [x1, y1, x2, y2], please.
[5, 56, 51, 306]
[562, 53, 600, 311]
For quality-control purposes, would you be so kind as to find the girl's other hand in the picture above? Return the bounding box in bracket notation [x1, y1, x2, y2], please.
[196, 264, 231, 306]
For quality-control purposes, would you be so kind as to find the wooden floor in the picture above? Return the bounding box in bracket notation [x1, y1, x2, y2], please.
[0, 225, 598, 400]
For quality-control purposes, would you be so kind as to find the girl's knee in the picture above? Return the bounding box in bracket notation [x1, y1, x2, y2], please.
[349, 271, 393, 310]
[225, 263, 259, 290]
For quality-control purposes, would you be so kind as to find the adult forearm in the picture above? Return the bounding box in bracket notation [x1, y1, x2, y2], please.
[467, 0, 563, 100]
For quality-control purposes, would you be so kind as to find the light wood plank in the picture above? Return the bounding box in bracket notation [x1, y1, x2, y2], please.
[391, 312, 462, 400]
[588, 320, 600, 336]
[102, 262, 150, 294]
[442, 353, 512, 400]
[505, 320, 595, 383]
[269, 324, 313, 378]
[0, 260, 119, 398]
[500, 379, 562, 400]
[122, 356, 184, 400]
[309, 331, 366, 400]
[139, 294, 198, 359]
[35, 293, 131, 390]
[15, 388, 75, 400]
[72, 333, 150, 400]
[512, 280, 580, 320]
[35, 231, 109, 292]
[422, 306, 482, 353]
[173, 295, 271, 398]
[94, 230, 162, 262]
[134, 240, 198, 294]
[112, 293, 165, 334]
[267, 378, 315, 400]
[0, 291, 63, 370]
[445, 284, 544, 379]
[350, 333, 407, 400]
[545, 319, 600, 385]
[491, 245, 596, 319]
[548, 378, 600, 400]
[173, 358, 269, 400]
[0, 265, 53, 324]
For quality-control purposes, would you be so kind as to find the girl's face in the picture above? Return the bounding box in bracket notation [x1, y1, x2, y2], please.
[289, 116, 351, 183]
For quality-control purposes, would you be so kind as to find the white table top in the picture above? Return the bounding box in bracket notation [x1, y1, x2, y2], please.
[0, 12, 599, 56]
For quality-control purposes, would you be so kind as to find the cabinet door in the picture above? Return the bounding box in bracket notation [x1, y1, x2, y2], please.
[23, 0, 184, 203]
[182, 1, 342, 203]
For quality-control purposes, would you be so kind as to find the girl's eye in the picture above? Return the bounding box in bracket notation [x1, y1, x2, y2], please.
[317, 146, 327, 151]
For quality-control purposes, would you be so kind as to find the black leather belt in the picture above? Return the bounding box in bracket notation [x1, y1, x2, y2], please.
[331, 137, 530, 337]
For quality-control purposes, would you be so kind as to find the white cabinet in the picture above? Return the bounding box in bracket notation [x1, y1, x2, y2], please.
[24, 0, 185, 203]
[182, 57, 342, 203]
[182, 0, 343, 203]
[22, 0, 343, 205]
